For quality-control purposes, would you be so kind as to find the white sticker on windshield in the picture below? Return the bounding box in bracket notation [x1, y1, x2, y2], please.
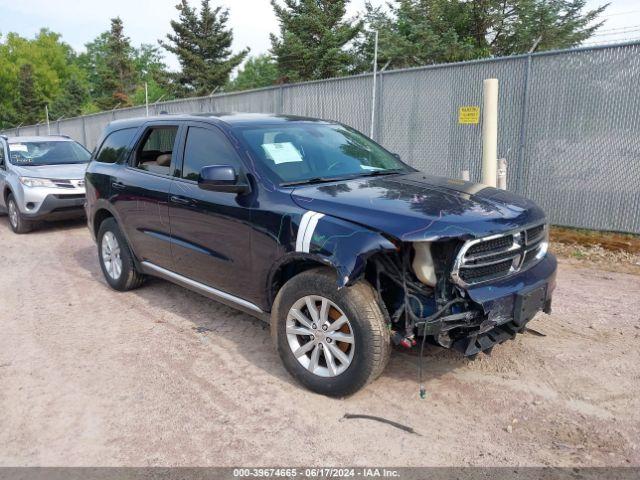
[262, 142, 303, 164]
[10, 144, 28, 152]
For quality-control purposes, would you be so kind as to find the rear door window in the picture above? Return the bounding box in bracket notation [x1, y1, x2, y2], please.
[133, 126, 179, 176]
[95, 128, 138, 164]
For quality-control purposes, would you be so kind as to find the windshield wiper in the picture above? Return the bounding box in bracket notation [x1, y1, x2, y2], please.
[280, 170, 406, 187]
[280, 176, 357, 187]
[356, 169, 406, 178]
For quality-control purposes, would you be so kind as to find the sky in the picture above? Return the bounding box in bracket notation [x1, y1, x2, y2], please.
[1, 0, 639, 72]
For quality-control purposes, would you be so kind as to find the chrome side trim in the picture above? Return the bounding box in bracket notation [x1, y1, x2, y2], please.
[141, 261, 264, 315]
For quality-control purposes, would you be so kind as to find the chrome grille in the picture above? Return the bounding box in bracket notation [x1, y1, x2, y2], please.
[451, 223, 548, 287]
[51, 179, 84, 189]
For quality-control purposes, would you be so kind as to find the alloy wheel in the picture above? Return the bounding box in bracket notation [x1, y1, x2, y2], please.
[101, 231, 123, 280]
[286, 295, 355, 378]
[8, 200, 18, 229]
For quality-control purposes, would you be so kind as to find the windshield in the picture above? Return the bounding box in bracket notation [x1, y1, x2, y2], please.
[8, 141, 91, 166]
[237, 123, 412, 185]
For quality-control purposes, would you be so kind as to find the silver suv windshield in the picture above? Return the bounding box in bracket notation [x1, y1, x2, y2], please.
[8, 141, 91, 166]
[237, 123, 412, 185]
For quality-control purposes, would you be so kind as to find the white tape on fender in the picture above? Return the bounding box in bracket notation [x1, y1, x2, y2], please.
[296, 211, 324, 253]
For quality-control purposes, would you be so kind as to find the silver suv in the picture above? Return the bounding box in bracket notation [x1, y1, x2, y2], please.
[0, 135, 91, 233]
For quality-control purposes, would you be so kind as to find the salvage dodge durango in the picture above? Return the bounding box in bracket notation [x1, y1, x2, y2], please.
[85, 113, 556, 396]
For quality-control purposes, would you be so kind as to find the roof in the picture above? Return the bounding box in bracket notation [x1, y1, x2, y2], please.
[105, 112, 330, 131]
[6, 135, 73, 143]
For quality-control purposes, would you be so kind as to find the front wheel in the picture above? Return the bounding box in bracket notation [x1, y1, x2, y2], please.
[6, 194, 33, 234]
[271, 267, 391, 397]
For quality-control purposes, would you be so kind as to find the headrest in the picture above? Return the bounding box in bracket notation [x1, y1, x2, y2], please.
[156, 154, 171, 167]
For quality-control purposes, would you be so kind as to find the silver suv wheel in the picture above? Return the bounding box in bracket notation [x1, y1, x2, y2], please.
[286, 295, 355, 377]
[101, 231, 123, 280]
[8, 200, 18, 229]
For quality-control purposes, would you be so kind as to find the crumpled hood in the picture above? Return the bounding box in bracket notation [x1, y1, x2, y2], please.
[291, 172, 546, 242]
[11, 163, 88, 180]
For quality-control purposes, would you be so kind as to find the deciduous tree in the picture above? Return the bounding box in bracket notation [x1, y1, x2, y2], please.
[227, 54, 279, 91]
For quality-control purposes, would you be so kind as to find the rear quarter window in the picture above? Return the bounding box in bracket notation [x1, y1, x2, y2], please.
[95, 128, 138, 164]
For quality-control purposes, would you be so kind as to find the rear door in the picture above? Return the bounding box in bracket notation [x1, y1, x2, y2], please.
[112, 121, 183, 269]
[168, 122, 253, 297]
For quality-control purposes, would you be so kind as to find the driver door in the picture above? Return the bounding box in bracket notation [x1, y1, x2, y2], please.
[168, 123, 253, 298]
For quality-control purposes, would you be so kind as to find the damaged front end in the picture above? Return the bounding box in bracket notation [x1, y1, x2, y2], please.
[365, 223, 557, 357]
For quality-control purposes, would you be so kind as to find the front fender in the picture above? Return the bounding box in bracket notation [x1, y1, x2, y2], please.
[285, 210, 397, 288]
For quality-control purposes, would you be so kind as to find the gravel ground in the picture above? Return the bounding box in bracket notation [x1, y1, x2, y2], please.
[0, 218, 639, 467]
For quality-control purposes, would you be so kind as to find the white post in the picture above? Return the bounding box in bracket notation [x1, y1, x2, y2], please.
[45, 105, 50, 135]
[145, 82, 149, 117]
[497, 158, 507, 189]
[369, 30, 378, 139]
[482, 78, 499, 187]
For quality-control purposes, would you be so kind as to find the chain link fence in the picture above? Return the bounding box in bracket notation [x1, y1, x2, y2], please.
[3, 42, 639, 233]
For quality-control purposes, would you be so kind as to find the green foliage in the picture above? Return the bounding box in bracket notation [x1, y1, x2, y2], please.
[18, 63, 44, 124]
[353, 0, 608, 71]
[161, 0, 249, 96]
[227, 54, 279, 91]
[0, 29, 88, 128]
[79, 27, 171, 111]
[50, 75, 89, 119]
[0, 0, 609, 129]
[270, 0, 362, 82]
[95, 17, 137, 109]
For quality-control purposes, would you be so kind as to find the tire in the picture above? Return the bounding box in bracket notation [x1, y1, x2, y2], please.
[271, 267, 391, 397]
[97, 217, 144, 291]
[6, 194, 33, 234]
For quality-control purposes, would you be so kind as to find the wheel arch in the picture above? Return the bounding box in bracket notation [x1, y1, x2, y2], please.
[93, 207, 115, 237]
[267, 253, 337, 309]
[3, 185, 14, 203]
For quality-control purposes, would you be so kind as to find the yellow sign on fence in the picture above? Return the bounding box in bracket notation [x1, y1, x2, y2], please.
[458, 106, 480, 124]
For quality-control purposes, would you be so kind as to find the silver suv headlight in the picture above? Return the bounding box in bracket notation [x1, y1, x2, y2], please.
[19, 177, 58, 188]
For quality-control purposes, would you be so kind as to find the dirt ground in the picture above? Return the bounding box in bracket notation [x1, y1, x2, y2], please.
[0, 218, 639, 467]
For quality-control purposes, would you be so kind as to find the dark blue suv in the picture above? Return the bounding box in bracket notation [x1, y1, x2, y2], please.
[85, 113, 556, 396]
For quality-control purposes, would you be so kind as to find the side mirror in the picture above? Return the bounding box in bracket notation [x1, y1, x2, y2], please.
[392, 153, 401, 161]
[198, 165, 250, 194]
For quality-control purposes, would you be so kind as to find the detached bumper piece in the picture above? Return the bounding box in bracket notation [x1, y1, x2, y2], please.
[452, 321, 522, 356]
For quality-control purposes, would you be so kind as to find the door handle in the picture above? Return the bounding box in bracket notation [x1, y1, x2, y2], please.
[112, 181, 125, 190]
[170, 195, 192, 206]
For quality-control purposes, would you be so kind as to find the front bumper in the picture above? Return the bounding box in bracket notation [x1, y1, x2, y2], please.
[22, 193, 86, 221]
[426, 253, 557, 356]
[464, 252, 557, 319]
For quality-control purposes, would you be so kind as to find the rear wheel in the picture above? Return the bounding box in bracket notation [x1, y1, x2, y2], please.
[6, 194, 33, 234]
[97, 218, 144, 291]
[272, 267, 391, 397]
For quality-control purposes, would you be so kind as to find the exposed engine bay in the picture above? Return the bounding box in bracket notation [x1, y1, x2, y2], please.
[364, 223, 553, 358]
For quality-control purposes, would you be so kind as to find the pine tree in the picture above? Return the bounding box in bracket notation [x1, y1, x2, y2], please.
[161, 0, 249, 96]
[50, 75, 89, 119]
[270, 0, 362, 83]
[353, 0, 608, 71]
[98, 17, 136, 109]
[18, 63, 44, 124]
